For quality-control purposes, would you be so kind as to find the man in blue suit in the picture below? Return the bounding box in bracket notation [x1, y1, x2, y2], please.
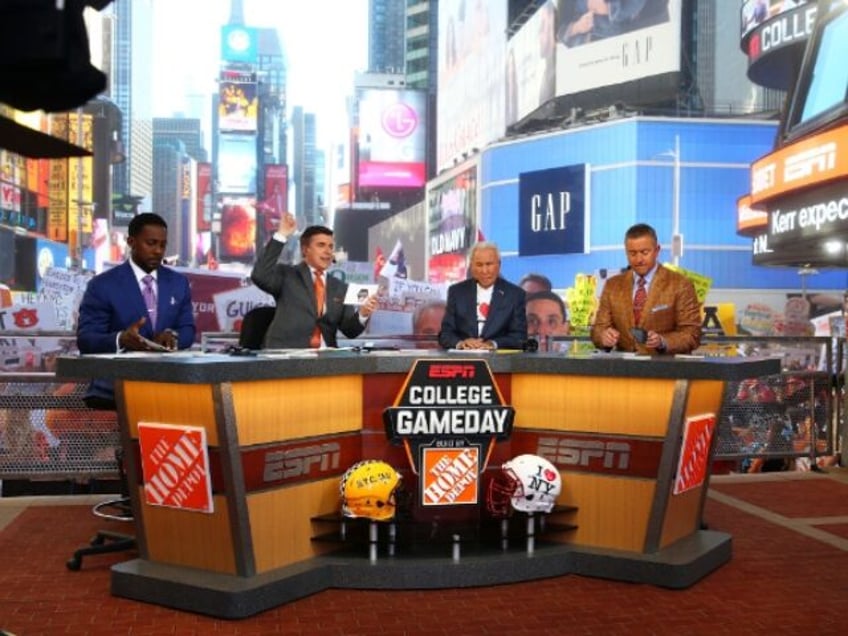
[438, 242, 527, 351]
[77, 213, 195, 408]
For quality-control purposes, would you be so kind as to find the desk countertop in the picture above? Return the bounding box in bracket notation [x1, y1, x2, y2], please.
[56, 349, 782, 385]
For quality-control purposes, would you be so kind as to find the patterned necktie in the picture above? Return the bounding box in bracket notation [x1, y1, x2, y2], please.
[633, 276, 647, 324]
[310, 271, 324, 348]
[142, 274, 157, 330]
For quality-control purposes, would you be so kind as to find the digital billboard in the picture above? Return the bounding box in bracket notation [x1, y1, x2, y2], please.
[218, 70, 258, 133]
[219, 196, 256, 263]
[357, 88, 426, 188]
[437, 0, 507, 171]
[196, 162, 212, 231]
[554, 0, 681, 98]
[427, 165, 477, 283]
[217, 133, 257, 194]
[743, 1, 816, 90]
[741, 0, 810, 41]
[257, 164, 287, 245]
[220, 25, 258, 63]
[506, 0, 557, 126]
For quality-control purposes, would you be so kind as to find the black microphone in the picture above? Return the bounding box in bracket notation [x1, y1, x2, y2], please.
[522, 338, 539, 353]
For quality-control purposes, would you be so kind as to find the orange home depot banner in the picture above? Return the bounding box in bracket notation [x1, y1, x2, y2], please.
[138, 422, 213, 513]
[673, 413, 716, 496]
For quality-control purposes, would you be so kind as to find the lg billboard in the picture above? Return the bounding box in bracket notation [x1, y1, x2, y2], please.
[357, 88, 426, 188]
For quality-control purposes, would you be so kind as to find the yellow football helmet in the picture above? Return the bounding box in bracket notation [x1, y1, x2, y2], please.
[340, 459, 402, 521]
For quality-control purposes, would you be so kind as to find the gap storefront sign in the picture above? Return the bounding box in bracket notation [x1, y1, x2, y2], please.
[518, 164, 589, 257]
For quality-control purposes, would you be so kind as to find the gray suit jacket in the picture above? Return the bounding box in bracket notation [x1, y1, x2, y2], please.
[250, 238, 365, 348]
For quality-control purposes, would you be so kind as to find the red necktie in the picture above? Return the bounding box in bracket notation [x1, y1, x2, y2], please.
[633, 276, 647, 324]
[310, 271, 324, 348]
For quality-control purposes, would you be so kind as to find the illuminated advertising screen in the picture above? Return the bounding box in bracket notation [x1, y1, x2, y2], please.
[437, 0, 507, 171]
[257, 164, 288, 244]
[220, 25, 258, 63]
[217, 133, 257, 194]
[219, 196, 256, 263]
[427, 165, 477, 283]
[357, 89, 426, 188]
[554, 0, 681, 98]
[218, 70, 258, 132]
[506, 0, 557, 126]
[196, 162, 212, 231]
[741, 0, 810, 41]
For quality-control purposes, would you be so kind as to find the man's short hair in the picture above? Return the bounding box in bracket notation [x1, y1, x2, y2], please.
[300, 225, 333, 249]
[526, 291, 566, 320]
[128, 212, 167, 237]
[625, 223, 658, 243]
[519, 273, 552, 291]
[469, 241, 501, 262]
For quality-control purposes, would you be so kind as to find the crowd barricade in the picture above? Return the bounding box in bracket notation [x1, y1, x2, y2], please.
[0, 332, 120, 483]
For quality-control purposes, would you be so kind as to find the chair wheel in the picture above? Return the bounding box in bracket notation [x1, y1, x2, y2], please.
[66, 556, 81, 571]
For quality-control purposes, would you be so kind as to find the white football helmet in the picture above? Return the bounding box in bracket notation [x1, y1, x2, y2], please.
[486, 454, 562, 516]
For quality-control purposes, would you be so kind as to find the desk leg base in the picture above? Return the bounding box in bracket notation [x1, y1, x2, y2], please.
[110, 530, 731, 619]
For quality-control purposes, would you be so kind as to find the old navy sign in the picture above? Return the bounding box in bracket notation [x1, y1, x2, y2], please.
[518, 164, 589, 256]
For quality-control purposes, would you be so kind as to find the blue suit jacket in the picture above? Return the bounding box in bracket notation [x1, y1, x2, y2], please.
[438, 277, 527, 350]
[77, 261, 196, 401]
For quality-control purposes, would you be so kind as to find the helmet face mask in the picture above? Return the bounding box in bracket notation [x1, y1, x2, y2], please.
[340, 460, 403, 521]
[486, 454, 562, 516]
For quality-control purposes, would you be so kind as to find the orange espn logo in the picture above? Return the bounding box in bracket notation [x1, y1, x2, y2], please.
[420, 446, 479, 506]
[750, 123, 848, 205]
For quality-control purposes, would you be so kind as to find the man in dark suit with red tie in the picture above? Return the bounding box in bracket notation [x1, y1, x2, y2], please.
[77, 213, 196, 408]
[591, 223, 701, 354]
[251, 212, 377, 349]
[438, 242, 527, 351]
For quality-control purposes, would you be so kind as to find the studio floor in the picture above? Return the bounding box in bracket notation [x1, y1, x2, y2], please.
[1, 469, 847, 636]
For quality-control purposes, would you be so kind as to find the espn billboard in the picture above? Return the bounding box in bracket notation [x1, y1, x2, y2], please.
[437, 0, 507, 171]
[357, 88, 426, 188]
[554, 0, 681, 98]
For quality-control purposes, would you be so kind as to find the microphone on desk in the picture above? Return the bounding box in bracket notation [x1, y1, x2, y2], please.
[522, 338, 539, 353]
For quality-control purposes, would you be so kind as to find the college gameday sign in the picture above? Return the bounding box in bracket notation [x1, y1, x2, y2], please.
[138, 423, 213, 513]
[383, 359, 514, 507]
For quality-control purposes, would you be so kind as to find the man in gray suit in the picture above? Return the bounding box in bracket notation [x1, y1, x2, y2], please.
[251, 212, 377, 348]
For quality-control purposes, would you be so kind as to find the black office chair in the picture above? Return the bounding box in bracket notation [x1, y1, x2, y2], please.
[67, 401, 136, 571]
[239, 305, 276, 350]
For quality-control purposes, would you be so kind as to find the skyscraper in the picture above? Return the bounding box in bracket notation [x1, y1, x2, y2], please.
[369, 0, 406, 73]
[291, 106, 319, 225]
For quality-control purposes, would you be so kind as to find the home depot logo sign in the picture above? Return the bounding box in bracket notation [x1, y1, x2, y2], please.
[673, 413, 716, 496]
[421, 446, 479, 506]
[138, 422, 213, 513]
